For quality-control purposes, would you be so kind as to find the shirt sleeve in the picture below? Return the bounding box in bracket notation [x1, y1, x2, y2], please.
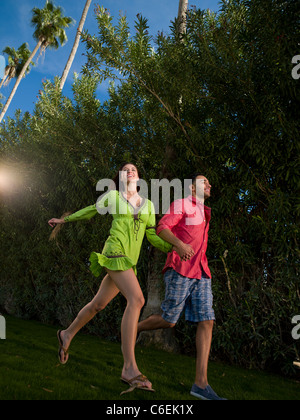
[64, 204, 98, 222]
[146, 201, 173, 253]
[156, 199, 185, 235]
[64, 190, 115, 223]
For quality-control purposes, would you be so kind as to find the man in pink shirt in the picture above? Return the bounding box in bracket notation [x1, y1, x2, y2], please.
[138, 174, 226, 400]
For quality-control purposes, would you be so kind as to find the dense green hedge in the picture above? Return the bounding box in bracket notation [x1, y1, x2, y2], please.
[0, 0, 299, 375]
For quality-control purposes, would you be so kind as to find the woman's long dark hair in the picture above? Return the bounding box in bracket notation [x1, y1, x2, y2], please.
[112, 162, 140, 192]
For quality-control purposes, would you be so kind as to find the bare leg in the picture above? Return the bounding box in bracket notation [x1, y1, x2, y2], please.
[59, 274, 119, 363]
[106, 268, 152, 389]
[139, 316, 214, 390]
[137, 314, 175, 332]
[194, 320, 214, 389]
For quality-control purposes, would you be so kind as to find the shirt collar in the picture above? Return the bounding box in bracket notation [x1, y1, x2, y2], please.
[188, 195, 211, 215]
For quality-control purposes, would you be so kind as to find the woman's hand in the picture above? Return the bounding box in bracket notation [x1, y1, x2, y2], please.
[48, 218, 65, 228]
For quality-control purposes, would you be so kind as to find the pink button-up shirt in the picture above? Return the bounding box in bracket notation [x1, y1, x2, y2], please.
[156, 195, 211, 280]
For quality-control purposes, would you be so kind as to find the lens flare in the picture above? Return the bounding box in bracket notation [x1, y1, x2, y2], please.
[0, 165, 22, 194]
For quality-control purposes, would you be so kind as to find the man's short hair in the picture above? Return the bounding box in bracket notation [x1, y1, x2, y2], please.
[188, 173, 203, 185]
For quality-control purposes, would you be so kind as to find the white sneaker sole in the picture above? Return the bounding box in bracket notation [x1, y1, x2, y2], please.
[190, 391, 209, 400]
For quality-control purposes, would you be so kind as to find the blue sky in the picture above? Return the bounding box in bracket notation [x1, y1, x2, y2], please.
[0, 0, 221, 120]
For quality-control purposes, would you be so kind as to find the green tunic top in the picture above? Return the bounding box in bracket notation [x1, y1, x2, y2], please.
[64, 190, 173, 277]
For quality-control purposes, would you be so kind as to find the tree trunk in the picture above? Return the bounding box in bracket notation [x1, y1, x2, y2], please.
[138, 2, 189, 352]
[60, 0, 92, 90]
[0, 67, 10, 90]
[139, 145, 180, 353]
[0, 39, 42, 123]
[178, 0, 189, 35]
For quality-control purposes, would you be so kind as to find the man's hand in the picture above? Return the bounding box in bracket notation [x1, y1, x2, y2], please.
[173, 242, 195, 261]
[158, 228, 195, 261]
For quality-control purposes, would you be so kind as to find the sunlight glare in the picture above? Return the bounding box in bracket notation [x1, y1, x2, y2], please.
[0, 166, 21, 194]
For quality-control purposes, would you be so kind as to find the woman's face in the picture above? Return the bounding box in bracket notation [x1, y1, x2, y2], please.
[121, 164, 139, 184]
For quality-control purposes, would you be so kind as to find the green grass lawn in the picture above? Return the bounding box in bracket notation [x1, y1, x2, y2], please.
[0, 315, 299, 400]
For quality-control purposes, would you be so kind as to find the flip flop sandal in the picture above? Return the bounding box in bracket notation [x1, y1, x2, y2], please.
[293, 360, 300, 369]
[120, 374, 155, 395]
[57, 330, 69, 365]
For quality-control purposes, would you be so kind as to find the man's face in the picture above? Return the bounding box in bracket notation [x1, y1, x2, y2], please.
[193, 176, 211, 200]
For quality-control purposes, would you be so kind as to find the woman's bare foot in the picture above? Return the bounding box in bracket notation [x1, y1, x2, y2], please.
[121, 367, 153, 390]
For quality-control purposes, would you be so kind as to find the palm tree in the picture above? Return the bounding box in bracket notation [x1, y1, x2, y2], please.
[178, 0, 189, 35]
[60, 0, 92, 90]
[139, 0, 189, 352]
[0, 44, 34, 89]
[0, 47, 18, 90]
[0, 0, 73, 123]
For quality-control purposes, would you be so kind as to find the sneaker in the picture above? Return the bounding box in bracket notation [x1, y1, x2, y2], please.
[190, 383, 227, 400]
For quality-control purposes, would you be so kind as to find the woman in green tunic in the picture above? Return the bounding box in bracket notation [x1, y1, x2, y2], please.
[48, 163, 173, 393]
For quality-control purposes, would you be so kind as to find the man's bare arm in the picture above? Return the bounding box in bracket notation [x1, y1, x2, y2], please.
[158, 229, 195, 261]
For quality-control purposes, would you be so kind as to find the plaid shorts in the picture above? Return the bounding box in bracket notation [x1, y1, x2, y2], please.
[161, 269, 215, 324]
